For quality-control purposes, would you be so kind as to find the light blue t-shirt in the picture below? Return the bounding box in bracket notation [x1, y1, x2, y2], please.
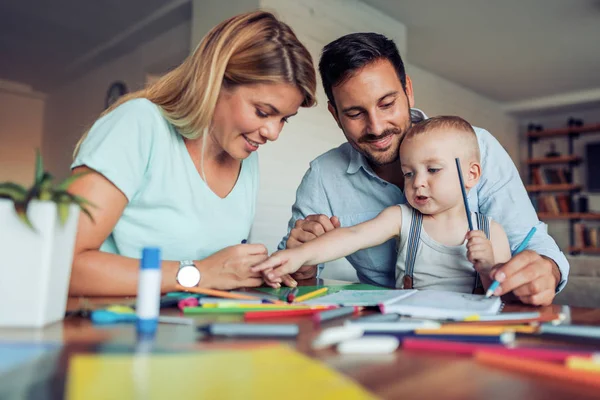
[72, 98, 259, 261]
[279, 108, 569, 291]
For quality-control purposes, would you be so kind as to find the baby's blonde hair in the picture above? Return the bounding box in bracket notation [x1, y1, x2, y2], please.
[403, 115, 480, 162]
[74, 10, 317, 157]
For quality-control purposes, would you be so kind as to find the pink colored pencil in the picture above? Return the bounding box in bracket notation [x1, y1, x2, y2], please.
[402, 338, 503, 355]
[403, 338, 594, 362]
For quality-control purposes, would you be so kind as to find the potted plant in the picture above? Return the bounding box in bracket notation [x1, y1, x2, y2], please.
[0, 151, 93, 327]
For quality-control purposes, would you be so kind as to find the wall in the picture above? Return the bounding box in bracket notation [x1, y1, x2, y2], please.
[0, 81, 45, 185]
[518, 106, 600, 249]
[43, 21, 191, 180]
[407, 64, 519, 160]
[227, 0, 514, 280]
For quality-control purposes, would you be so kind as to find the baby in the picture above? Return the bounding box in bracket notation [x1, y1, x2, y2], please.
[253, 116, 512, 293]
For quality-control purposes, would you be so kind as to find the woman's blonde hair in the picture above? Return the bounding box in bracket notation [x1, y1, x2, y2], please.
[74, 10, 316, 156]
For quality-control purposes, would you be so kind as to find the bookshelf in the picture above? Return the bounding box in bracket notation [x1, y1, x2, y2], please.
[526, 120, 600, 254]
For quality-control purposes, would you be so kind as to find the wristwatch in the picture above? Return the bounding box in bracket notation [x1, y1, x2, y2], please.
[176, 260, 201, 288]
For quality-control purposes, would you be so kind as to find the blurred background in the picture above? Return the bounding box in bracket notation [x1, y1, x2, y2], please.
[1, 0, 599, 288]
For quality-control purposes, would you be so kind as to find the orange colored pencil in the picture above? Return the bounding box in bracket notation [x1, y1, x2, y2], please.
[475, 351, 600, 389]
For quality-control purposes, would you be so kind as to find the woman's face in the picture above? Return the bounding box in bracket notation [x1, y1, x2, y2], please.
[211, 82, 304, 160]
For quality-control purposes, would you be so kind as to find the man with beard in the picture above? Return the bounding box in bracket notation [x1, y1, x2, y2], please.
[275, 32, 568, 306]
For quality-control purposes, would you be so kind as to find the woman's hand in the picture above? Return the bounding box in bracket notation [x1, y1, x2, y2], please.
[198, 243, 268, 289]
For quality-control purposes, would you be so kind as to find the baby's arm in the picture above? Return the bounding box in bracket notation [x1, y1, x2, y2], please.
[252, 206, 403, 277]
[467, 221, 511, 289]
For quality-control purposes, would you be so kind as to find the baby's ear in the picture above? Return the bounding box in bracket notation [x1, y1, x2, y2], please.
[466, 161, 481, 189]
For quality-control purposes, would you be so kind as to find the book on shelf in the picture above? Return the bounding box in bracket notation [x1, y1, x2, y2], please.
[535, 194, 570, 214]
[574, 223, 599, 248]
[533, 167, 572, 185]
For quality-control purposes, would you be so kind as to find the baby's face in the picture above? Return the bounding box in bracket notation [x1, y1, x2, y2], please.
[400, 129, 467, 215]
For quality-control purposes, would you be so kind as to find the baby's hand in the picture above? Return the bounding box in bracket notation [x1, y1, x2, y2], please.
[251, 249, 305, 280]
[261, 269, 298, 289]
[466, 230, 495, 272]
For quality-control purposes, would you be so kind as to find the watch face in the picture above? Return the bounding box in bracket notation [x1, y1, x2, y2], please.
[177, 265, 201, 287]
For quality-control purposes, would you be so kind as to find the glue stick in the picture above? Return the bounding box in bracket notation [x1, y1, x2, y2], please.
[136, 247, 162, 337]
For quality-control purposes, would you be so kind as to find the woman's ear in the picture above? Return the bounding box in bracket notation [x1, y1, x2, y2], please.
[466, 161, 481, 189]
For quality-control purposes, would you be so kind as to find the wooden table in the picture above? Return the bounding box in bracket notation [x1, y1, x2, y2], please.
[1, 279, 600, 399]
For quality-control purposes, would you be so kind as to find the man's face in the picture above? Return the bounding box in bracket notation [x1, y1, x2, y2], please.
[328, 59, 414, 167]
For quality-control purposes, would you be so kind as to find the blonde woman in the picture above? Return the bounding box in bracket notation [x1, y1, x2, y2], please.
[68, 11, 316, 296]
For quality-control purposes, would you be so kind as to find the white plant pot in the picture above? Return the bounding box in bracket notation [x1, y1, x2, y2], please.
[0, 199, 79, 327]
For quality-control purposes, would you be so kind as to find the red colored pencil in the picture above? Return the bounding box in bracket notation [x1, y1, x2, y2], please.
[475, 351, 600, 389]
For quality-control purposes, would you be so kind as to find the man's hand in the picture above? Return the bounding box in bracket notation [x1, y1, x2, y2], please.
[286, 215, 340, 281]
[489, 250, 561, 306]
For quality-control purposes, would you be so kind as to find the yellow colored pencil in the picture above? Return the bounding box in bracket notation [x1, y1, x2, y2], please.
[416, 325, 538, 335]
[566, 356, 600, 373]
[293, 287, 329, 303]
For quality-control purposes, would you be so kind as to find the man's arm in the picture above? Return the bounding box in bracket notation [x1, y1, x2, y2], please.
[278, 161, 337, 280]
[475, 128, 569, 290]
[475, 129, 568, 305]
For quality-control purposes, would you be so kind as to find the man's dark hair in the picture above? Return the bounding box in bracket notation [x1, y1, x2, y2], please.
[319, 32, 407, 109]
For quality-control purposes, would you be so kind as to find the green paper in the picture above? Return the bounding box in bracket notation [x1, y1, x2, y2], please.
[255, 284, 388, 298]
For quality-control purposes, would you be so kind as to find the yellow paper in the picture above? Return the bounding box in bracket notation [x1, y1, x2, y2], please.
[66, 346, 376, 400]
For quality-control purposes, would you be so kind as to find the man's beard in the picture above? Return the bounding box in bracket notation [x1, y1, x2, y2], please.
[356, 127, 403, 167]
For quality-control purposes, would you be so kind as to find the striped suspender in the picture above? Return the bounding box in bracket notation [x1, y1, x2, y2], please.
[403, 209, 423, 289]
[403, 209, 491, 292]
[473, 212, 491, 294]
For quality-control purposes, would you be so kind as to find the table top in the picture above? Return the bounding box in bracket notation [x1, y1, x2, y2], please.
[1, 279, 600, 400]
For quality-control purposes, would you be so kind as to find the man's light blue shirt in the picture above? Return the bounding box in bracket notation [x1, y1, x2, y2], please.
[279, 109, 569, 291]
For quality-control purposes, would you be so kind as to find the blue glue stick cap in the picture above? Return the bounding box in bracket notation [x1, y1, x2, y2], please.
[141, 247, 161, 270]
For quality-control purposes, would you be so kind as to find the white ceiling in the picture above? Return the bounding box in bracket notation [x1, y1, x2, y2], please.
[363, 0, 600, 108]
[0, 0, 190, 92]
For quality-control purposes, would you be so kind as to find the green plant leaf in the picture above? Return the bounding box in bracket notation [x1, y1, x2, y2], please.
[0, 182, 28, 202]
[57, 202, 70, 225]
[35, 149, 44, 186]
[56, 171, 91, 191]
[14, 202, 35, 231]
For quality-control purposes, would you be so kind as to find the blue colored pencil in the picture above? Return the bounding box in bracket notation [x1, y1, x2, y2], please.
[455, 158, 473, 231]
[486, 226, 537, 298]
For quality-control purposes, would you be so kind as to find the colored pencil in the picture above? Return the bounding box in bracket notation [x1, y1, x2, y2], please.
[313, 306, 358, 324]
[455, 158, 473, 231]
[199, 323, 299, 338]
[475, 351, 600, 389]
[287, 287, 299, 303]
[416, 325, 538, 335]
[365, 332, 515, 344]
[566, 356, 600, 373]
[244, 307, 337, 320]
[183, 306, 319, 315]
[293, 287, 329, 303]
[486, 226, 537, 298]
[174, 284, 263, 301]
[463, 312, 541, 322]
[402, 338, 504, 355]
[540, 324, 600, 338]
[403, 338, 594, 361]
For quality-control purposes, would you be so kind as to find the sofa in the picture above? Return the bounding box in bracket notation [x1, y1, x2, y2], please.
[554, 255, 600, 308]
